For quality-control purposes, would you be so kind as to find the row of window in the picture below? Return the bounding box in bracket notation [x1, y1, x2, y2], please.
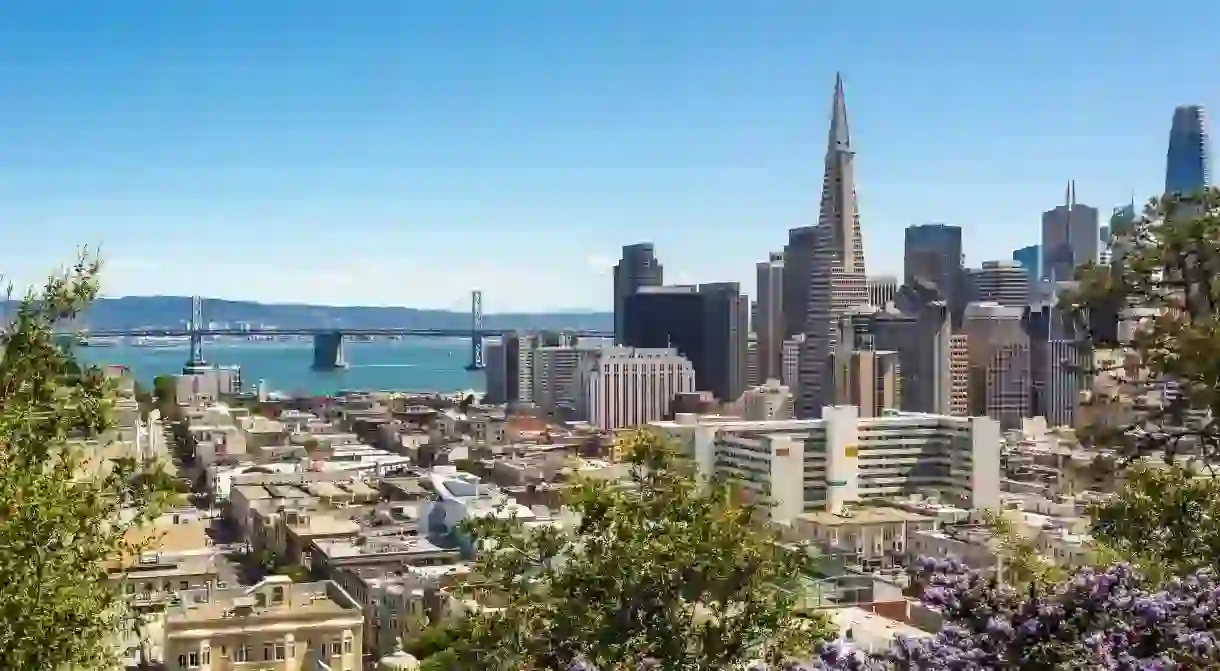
[175, 635, 353, 668]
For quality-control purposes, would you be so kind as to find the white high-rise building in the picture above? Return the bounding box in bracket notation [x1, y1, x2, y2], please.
[798, 74, 870, 418]
[585, 347, 695, 430]
[652, 406, 1002, 524]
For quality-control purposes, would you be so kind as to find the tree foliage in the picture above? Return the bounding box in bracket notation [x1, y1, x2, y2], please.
[0, 254, 169, 669]
[446, 429, 834, 670]
[1066, 188, 1220, 463]
[813, 558, 1220, 670]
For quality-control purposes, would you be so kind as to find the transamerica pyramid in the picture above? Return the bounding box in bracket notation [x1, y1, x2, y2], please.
[796, 73, 870, 417]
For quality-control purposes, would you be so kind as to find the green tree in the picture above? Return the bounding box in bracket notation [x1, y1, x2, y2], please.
[447, 429, 834, 670]
[1066, 188, 1220, 462]
[983, 510, 1066, 589]
[1089, 464, 1218, 584]
[0, 254, 170, 669]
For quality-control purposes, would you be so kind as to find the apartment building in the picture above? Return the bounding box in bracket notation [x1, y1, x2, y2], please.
[162, 576, 363, 671]
[651, 406, 1002, 524]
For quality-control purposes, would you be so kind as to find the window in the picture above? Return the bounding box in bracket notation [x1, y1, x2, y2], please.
[235, 646, 250, 662]
[331, 641, 342, 657]
[275, 642, 286, 661]
[201, 648, 210, 664]
[188, 651, 199, 667]
[177, 654, 187, 669]
[264, 644, 273, 661]
[343, 635, 353, 654]
[180, 580, 189, 590]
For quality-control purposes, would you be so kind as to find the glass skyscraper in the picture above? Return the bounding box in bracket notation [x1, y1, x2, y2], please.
[1165, 105, 1211, 194]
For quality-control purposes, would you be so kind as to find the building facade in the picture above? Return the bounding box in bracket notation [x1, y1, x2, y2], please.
[903, 223, 963, 308]
[867, 275, 898, 308]
[797, 74, 871, 418]
[585, 347, 695, 430]
[1166, 104, 1212, 194]
[613, 243, 664, 344]
[970, 260, 1031, 307]
[755, 253, 786, 381]
[1041, 182, 1099, 282]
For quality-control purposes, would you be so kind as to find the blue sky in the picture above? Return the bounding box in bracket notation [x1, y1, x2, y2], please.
[0, 1, 1215, 312]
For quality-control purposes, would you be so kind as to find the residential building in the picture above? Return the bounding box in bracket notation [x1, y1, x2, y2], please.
[585, 347, 696, 430]
[797, 74, 871, 417]
[161, 576, 364, 671]
[613, 243, 664, 344]
[1166, 104, 1211, 194]
[532, 345, 601, 421]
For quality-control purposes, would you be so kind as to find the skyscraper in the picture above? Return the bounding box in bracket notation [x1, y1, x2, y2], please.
[1165, 105, 1211, 194]
[612, 243, 663, 344]
[1012, 245, 1040, 285]
[755, 253, 784, 381]
[796, 74, 870, 417]
[903, 223, 963, 308]
[1040, 182, 1099, 282]
[971, 260, 1031, 307]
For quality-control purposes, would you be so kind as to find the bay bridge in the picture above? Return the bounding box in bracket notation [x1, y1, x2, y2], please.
[74, 291, 612, 372]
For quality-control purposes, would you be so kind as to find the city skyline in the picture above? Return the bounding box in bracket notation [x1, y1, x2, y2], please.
[0, 1, 1215, 311]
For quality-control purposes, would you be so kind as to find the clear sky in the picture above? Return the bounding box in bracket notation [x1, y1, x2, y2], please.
[0, 1, 1216, 313]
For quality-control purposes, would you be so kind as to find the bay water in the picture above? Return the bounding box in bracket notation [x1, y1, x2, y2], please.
[77, 339, 485, 396]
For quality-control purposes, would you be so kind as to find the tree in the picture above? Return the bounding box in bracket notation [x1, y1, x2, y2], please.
[1089, 463, 1220, 583]
[446, 429, 834, 670]
[815, 558, 1220, 670]
[0, 254, 170, 669]
[1065, 188, 1220, 464]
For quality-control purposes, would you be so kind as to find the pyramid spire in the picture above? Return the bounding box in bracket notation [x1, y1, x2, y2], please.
[828, 72, 851, 153]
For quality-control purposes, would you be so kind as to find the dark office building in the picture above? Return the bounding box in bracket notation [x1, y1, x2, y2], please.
[782, 226, 819, 338]
[623, 283, 748, 402]
[613, 243, 664, 344]
[904, 224, 964, 308]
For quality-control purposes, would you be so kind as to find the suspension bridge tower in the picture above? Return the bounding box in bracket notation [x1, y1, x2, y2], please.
[465, 289, 485, 371]
[182, 295, 210, 374]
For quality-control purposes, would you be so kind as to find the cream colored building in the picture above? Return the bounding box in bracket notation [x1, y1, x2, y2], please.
[162, 576, 363, 671]
[741, 379, 796, 421]
[791, 505, 938, 570]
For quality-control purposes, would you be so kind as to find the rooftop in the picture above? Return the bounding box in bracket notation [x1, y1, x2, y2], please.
[165, 577, 362, 626]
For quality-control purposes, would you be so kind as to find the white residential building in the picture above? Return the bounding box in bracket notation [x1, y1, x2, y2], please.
[585, 347, 695, 430]
[651, 406, 1002, 524]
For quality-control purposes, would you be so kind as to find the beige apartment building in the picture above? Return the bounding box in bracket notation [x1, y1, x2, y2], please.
[162, 575, 363, 671]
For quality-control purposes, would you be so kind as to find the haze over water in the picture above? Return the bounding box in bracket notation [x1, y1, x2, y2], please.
[78, 339, 485, 396]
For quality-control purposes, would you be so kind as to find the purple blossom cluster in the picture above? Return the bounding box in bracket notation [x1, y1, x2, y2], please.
[807, 557, 1220, 670]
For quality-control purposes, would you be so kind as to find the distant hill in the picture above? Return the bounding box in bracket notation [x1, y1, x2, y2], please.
[63, 296, 612, 332]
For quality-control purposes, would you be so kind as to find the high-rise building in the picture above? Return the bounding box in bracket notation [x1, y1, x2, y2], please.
[1012, 244, 1040, 288]
[797, 74, 870, 417]
[622, 283, 748, 403]
[962, 302, 1027, 418]
[825, 343, 901, 418]
[867, 275, 898, 308]
[533, 344, 601, 421]
[986, 343, 1032, 429]
[903, 223, 964, 308]
[755, 253, 785, 381]
[585, 347, 695, 430]
[1165, 105, 1212, 194]
[612, 243, 664, 344]
[971, 260, 1031, 306]
[869, 303, 955, 415]
[949, 334, 970, 416]
[698, 282, 751, 402]
[1041, 182, 1099, 282]
[782, 226, 818, 338]
[745, 333, 760, 387]
[781, 334, 805, 391]
[1026, 305, 1090, 428]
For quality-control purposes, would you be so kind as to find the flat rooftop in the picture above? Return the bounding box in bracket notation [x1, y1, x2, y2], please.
[799, 506, 936, 527]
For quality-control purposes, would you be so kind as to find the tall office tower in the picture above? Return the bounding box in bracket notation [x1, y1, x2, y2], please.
[949, 334, 970, 416]
[1165, 104, 1212, 194]
[869, 302, 954, 415]
[745, 333, 760, 387]
[971, 260, 1031, 306]
[867, 275, 898, 308]
[1098, 226, 1112, 266]
[612, 243, 664, 344]
[1026, 305, 1089, 428]
[1012, 244, 1041, 290]
[755, 253, 785, 381]
[962, 302, 1028, 418]
[533, 344, 601, 421]
[986, 343, 1033, 429]
[1041, 182, 1100, 282]
[782, 226, 818, 338]
[623, 284, 747, 403]
[797, 74, 870, 417]
[699, 282, 751, 402]
[781, 334, 805, 391]
[585, 347, 695, 430]
[903, 223, 964, 307]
